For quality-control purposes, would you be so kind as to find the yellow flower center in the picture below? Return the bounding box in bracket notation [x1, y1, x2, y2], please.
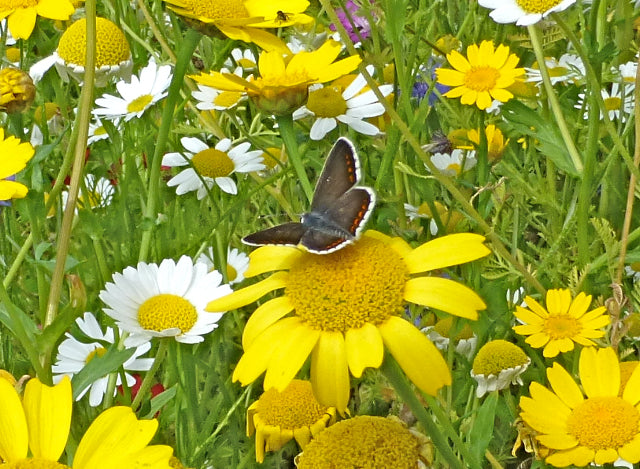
[227, 263, 238, 282]
[85, 346, 107, 364]
[548, 65, 569, 78]
[3, 459, 69, 469]
[92, 125, 107, 136]
[464, 66, 500, 92]
[191, 148, 235, 178]
[137, 293, 197, 334]
[433, 316, 474, 340]
[5, 47, 20, 63]
[472, 339, 529, 376]
[0, 0, 38, 8]
[34, 102, 59, 122]
[286, 236, 408, 333]
[604, 96, 622, 111]
[515, 0, 563, 13]
[57, 17, 130, 67]
[567, 396, 640, 450]
[446, 162, 462, 175]
[544, 315, 581, 339]
[296, 416, 420, 468]
[257, 380, 329, 429]
[178, 0, 249, 20]
[126, 94, 153, 113]
[306, 86, 348, 118]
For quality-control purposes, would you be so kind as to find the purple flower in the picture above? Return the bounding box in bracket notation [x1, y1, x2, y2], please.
[412, 65, 450, 105]
[330, 1, 373, 42]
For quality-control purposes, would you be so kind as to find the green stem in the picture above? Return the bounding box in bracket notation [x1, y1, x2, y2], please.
[3, 232, 32, 288]
[319, 0, 546, 296]
[138, 28, 201, 263]
[131, 338, 168, 411]
[527, 24, 583, 175]
[381, 355, 469, 469]
[44, 1, 96, 328]
[275, 114, 314, 203]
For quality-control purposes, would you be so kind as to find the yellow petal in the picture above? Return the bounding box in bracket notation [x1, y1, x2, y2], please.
[619, 434, 640, 463]
[0, 180, 29, 200]
[536, 433, 578, 450]
[513, 306, 545, 325]
[258, 49, 286, 80]
[512, 324, 542, 335]
[545, 446, 595, 467]
[475, 91, 492, 110]
[623, 359, 640, 405]
[315, 56, 362, 84]
[404, 277, 486, 319]
[378, 316, 451, 395]
[264, 322, 320, 391]
[547, 362, 583, 409]
[233, 317, 301, 385]
[543, 338, 571, 358]
[345, 322, 384, 378]
[222, 24, 289, 52]
[567, 292, 592, 318]
[7, 8, 36, 40]
[74, 406, 158, 468]
[0, 378, 28, 461]
[403, 233, 490, 274]
[244, 245, 302, 277]
[243, 296, 294, 349]
[523, 331, 549, 348]
[546, 289, 571, 315]
[523, 296, 549, 318]
[435, 68, 465, 87]
[23, 376, 71, 461]
[190, 71, 251, 92]
[310, 331, 350, 413]
[35, 0, 74, 20]
[447, 50, 471, 72]
[594, 448, 619, 465]
[129, 445, 174, 467]
[580, 347, 619, 398]
[206, 271, 287, 312]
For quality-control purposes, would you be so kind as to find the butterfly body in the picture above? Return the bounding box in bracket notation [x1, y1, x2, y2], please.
[243, 138, 375, 254]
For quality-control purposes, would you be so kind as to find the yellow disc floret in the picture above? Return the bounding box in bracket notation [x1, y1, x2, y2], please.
[191, 148, 235, 178]
[3, 459, 70, 469]
[257, 380, 329, 429]
[286, 236, 408, 333]
[306, 86, 347, 118]
[295, 416, 421, 469]
[137, 293, 198, 334]
[58, 17, 130, 67]
[516, 0, 563, 13]
[567, 396, 640, 450]
[472, 339, 529, 376]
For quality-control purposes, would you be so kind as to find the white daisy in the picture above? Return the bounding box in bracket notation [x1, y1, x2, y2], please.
[427, 149, 477, 177]
[292, 65, 394, 141]
[525, 53, 585, 86]
[87, 117, 113, 145]
[403, 202, 430, 222]
[62, 174, 115, 211]
[576, 82, 633, 122]
[93, 59, 173, 121]
[52, 312, 154, 407]
[192, 67, 247, 111]
[423, 325, 477, 360]
[618, 61, 637, 91]
[162, 137, 264, 198]
[196, 247, 249, 285]
[485, 99, 503, 115]
[223, 48, 258, 71]
[99, 256, 232, 346]
[625, 263, 640, 282]
[478, 0, 576, 26]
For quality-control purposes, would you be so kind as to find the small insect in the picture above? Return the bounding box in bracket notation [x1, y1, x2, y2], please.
[275, 10, 290, 23]
[243, 138, 376, 255]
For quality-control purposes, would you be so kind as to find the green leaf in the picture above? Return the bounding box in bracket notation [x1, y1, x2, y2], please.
[469, 391, 499, 463]
[71, 346, 136, 401]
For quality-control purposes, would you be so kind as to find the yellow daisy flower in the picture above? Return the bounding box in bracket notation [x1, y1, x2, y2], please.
[206, 230, 490, 412]
[520, 347, 640, 467]
[0, 67, 35, 113]
[466, 124, 508, 162]
[247, 379, 336, 463]
[0, 376, 173, 467]
[294, 416, 433, 468]
[435, 40, 524, 110]
[191, 39, 362, 116]
[513, 289, 610, 358]
[163, 0, 312, 52]
[0, 0, 75, 40]
[0, 128, 34, 201]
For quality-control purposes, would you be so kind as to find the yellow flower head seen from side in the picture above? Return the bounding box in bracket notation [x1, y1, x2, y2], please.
[0, 376, 173, 467]
[207, 230, 490, 413]
[520, 347, 640, 467]
[0, 128, 34, 201]
[471, 339, 530, 398]
[295, 416, 432, 468]
[191, 40, 362, 116]
[436, 40, 524, 110]
[467, 124, 508, 162]
[0, 0, 75, 40]
[163, 0, 312, 52]
[513, 288, 610, 358]
[0, 67, 35, 113]
[247, 379, 336, 463]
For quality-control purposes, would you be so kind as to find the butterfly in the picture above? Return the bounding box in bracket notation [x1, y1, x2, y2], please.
[242, 137, 376, 254]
